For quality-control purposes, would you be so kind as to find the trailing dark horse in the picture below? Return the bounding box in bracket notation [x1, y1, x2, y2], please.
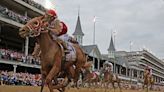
[100, 67, 122, 92]
[19, 17, 89, 92]
[143, 70, 154, 92]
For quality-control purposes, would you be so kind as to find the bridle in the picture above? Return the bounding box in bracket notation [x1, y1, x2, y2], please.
[26, 19, 49, 37]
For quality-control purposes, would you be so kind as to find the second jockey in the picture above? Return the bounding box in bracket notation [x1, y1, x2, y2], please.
[103, 61, 113, 72]
[145, 65, 152, 78]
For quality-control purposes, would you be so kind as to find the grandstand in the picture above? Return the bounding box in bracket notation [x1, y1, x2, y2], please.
[0, 0, 45, 74]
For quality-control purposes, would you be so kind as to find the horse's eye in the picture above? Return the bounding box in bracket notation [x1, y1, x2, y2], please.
[33, 22, 38, 25]
[33, 21, 40, 28]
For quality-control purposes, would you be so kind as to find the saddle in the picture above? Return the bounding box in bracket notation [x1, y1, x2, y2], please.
[56, 39, 76, 62]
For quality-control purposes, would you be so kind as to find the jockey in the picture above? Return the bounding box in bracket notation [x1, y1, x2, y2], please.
[43, 9, 78, 43]
[32, 9, 66, 58]
[103, 61, 113, 72]
[145, 65, 152, 77]
[42, 9, 61, 34]
[57, 21, 78, 45]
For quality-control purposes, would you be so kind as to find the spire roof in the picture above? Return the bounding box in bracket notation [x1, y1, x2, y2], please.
[108, 36, 116, 51]
[72, 14, 84, 36]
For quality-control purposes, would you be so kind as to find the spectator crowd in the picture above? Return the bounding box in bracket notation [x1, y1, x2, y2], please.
[0, 0, 46, 25]
[0, 48, 40, 65]
[0, 70, 41, 86]
[0, 5, 31, 24]
[0, 0, 48, 88]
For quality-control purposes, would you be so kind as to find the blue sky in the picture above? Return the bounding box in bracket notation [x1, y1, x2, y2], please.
[34, 0, 164, 58]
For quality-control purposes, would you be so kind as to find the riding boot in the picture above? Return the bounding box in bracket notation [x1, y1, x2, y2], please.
[62, 42, 70, 54]
[56, 38, 69, 54]
[32, 43, 41, 58]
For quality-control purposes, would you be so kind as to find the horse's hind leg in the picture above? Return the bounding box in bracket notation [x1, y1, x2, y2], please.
[142, 84, 144, 89]
[142, 84, 145, 91]
[74, 65, 81, 88]
[146, 85, 148, 92]
[118, 81, 122, 92]
[112, 82, 115, 92]
[104, 82, 109, 92]
[57, 87, 65, 92]
[150, 84, 153, 90]
[66, 62, 75, 81]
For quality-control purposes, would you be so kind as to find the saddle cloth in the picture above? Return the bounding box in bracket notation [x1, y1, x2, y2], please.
[65, 43, 76, 61]
[91, 72, 98, 80]
[58, 34, 77, 61]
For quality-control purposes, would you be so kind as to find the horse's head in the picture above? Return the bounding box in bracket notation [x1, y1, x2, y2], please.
[144, 70, 150, 79]
[145, 69, 150, 75]
[19, 17, 44, 38]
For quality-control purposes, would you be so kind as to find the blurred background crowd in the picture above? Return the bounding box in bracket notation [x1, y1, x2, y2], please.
[0, 48, 40, 65]
[0, 70, 41, 86]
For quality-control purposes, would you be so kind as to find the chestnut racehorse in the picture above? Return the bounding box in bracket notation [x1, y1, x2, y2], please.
[100, 68, 122, 92]
[143, 70, 154, 92]
[82, 68, 100, 88]
[19, 17, 88, 92]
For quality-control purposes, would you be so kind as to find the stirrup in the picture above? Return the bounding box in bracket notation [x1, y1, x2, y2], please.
[64, 50, 70, 54]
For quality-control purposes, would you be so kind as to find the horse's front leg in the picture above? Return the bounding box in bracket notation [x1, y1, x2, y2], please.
[40, 71, 47, 92]
[112, 82, 116, 92]
[46, 65, 60, 92]
[104, 82, 108, 92]
[117, 81, 122, 92]
[45, 57, 61, 92]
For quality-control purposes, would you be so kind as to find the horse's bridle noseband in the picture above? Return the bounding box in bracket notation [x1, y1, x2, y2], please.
[26, 19, 49, 37]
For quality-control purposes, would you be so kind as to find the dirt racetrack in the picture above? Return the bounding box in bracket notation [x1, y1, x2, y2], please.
[0, 85, 162, 92]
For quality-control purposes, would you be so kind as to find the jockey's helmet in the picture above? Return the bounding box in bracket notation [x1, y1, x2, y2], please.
[104, 61, 108, 65]
[145, 65, 150, 70]
[109, 63, 112, 67]
[58, 21, 68, 36]
[46, 9, 57, 17]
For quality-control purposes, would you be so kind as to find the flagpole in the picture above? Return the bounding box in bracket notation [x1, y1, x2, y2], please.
[92, 16, 96, 70]
[112, 30, 116, 73]
[130, 41, 133, 52]
[93, 16, 96, 45]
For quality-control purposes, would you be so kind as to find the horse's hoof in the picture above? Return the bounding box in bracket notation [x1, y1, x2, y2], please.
[58, 89, 64, 92]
